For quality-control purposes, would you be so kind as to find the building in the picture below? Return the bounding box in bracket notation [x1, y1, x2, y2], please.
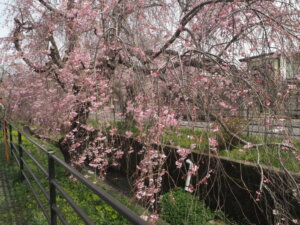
[240, 52, 300, 80]
[240, 53, 300, 119]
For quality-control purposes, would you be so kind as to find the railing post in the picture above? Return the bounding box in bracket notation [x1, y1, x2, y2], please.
[48, 150, 57, 225]
[9, 124, 13, 152]
[3, 120, 9, 161]
[18, 131, 24, 181]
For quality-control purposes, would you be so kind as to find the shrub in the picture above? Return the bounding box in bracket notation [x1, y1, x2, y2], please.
[160, 189, 216, 225]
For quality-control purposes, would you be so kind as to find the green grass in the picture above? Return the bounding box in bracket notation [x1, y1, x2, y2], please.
[92, 120, 209, 150]
[0, 137, 48, 225]
[7, 130, 144, 225]
[106, 120, 140, 137]
[219, 141, 300, 172]
[8, 119, 299, 225]
[90, 119, 300, 172]
[163, 127, 299, 171]
[53, 178, 131, 225]
[161, 127, 209, 152]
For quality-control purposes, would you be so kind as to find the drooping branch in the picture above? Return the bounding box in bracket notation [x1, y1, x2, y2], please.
[153, 0, 219, 59]
[37, 0, 65, 18]
[49, 35, 62, 68]
[218, 23, 254, 57]
[13, 18, 67, 91]
[13, 18, 52, 73]
[37, 0, 56, 12]
[152, 0, 270, 59]
[65, 0, 77, 57]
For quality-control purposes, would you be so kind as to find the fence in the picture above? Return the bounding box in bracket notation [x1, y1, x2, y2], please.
[6, 120, 148, 225]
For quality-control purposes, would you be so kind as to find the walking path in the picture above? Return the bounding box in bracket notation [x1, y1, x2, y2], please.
[0, 143, 26, 225]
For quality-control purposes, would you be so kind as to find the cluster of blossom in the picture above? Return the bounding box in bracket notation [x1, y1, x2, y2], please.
[176, 148, 191, 168]
[209, 137, 218, 153]
[197, 169, 214, 185]
[135, 147, 166, 209]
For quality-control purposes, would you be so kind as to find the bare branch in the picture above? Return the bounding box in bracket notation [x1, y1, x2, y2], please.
[153, 0, 219, 59]
[37, 0, 57, 12]
[48, 35, 62, 68]
[13, 18, 52, 73]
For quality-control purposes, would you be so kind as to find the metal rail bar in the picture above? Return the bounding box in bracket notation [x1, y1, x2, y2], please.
[51, 154, 148, 225]
[10, 145, 20, 167]
[22, 171, 51, 224]
[52, 180, 95, 225]
[52, 206, 70, 225]
[9, 123, 49, 153]
[7, 120, 148, 225]
[21, 144, 49, 177]
[22, 159, 50, 201]
[11, 142, 18, 152]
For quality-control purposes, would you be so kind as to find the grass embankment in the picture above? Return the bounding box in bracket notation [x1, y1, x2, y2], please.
[8, 120, 298, 225]
[98, 120, 300, 172]
[8, 126, 237, 225]
[8, 131, 143, 225]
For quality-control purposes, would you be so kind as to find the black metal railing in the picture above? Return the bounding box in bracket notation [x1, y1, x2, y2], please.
[6, 120, 148, 225]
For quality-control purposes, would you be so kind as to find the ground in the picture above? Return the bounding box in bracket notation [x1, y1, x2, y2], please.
[0, 143, 26, 225]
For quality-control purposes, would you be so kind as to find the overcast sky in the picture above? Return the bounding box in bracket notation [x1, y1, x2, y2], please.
[0, 0, 12, 38]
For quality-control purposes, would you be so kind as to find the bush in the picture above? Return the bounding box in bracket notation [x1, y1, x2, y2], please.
[160, 189, 216, 225]
[215, 118, 247, 150]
